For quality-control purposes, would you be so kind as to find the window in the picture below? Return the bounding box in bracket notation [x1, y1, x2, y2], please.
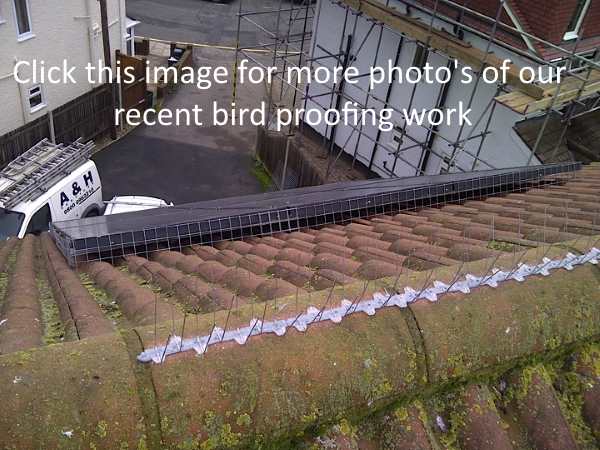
[564, 0, 591, 41]
[12, 0, 32, 39]
[126, 32, 133, 56]
[25, 204, 51, 235]
[413, 44, 430, 70]
[0, 208, 25, 240]
[28, 85, 45, 113]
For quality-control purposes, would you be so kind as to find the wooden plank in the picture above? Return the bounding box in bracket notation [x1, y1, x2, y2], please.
[541, 69, 600, 97]
[524, 80, 600, 114]
[341, 0, 546, 99]
[496, 69, 600, 114]
[495, 91, 535, 114]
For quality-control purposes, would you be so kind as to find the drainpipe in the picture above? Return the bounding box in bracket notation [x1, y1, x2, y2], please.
[368, 37, 404, 171]
[419, 60, 454, 173]
[13, 59, 27, 126]
[118, 0, 125, 52]
[84, 0, 95, 65]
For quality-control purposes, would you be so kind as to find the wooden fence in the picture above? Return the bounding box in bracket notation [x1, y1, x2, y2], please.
[117, 51, 148, 110]
[0, 115, 51, 168]
[0, 84, 114, 169]
[0, 51, 151, 169]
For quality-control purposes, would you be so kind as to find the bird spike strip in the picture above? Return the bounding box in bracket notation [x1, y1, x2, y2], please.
[138, 247, 600, 364]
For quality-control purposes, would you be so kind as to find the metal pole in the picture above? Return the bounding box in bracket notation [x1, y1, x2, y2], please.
[447, 0, 505, 169]
[549, 49, 598, 162]
[280, 136, 291, 190]
[527, 30, 586, 166]
[232, 0, 244, 104]
[325, 34, 354, 180]
[390, 0, 441, 176]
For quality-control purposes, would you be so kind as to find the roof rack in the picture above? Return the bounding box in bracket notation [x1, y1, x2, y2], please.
[0, 138, 94, 209]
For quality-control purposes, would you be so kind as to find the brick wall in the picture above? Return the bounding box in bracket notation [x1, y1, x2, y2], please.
[416, 0, 600, 48]
[581, 0, 600, 40]
[499, 0, 599, 44]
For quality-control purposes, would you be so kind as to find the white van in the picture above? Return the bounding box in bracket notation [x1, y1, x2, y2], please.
[0, 139, 104, 240]
[104, 196, 173, 215]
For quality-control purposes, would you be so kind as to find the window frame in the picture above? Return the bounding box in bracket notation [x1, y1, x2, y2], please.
[563, 0, 591, 41]
[12, 0, 34, 41]
[27, 84, 46, 114]
[25, 203, 52, 235]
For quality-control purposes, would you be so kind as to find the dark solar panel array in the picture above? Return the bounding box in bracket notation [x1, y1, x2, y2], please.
[51, 162, 581, 266]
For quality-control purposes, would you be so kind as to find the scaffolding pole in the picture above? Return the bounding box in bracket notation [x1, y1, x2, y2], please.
[233, 0, 599, 185]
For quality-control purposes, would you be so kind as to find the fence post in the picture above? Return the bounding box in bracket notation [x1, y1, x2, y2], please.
[47, 110, 56, 143]
[115, 50, 125, 132]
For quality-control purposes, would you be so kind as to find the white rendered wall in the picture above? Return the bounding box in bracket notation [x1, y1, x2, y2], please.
[306, 0, 541, 178]
[0, 0, 126, 135]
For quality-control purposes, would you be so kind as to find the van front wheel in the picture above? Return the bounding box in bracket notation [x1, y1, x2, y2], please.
[84, 208, 100, 218]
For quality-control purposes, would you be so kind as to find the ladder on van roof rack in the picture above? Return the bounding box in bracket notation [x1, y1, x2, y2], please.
[0, 138, 94, 210]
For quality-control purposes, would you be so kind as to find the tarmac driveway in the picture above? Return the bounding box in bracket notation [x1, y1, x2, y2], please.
[93, 47, 264, 204]
[126, 0, 297, 46]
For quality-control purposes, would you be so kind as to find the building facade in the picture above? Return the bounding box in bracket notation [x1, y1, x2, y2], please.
[305, 0, 600, 178]
[0, 0, 129, 135]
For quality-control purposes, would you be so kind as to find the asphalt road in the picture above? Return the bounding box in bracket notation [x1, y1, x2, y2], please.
[127, 0, 304, 46]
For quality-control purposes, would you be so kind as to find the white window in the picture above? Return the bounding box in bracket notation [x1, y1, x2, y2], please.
[28, 85, 45, 113]
[12, 0, 33, 39]
[563, 0, 591, 41]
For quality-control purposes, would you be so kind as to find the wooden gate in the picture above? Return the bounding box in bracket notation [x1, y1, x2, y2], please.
[116, 50, 148, 110]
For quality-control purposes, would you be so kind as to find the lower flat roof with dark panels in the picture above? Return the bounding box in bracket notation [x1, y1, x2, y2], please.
[50, 162, 581, 264]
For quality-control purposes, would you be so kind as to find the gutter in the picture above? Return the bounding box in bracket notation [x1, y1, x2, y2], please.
[368, 37, 404, 172]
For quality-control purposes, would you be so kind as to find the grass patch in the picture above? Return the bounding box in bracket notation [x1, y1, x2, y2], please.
[118, 266, 165, 295]
[487, 240, 517, 252]
[79, 272, 127, 327]
[37, 274, 65, 345]
[0, 247, 17, 310]
[251, 160, 273, 191]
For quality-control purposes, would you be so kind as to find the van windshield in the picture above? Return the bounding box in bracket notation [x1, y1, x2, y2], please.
[0, 208, 25, 240]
